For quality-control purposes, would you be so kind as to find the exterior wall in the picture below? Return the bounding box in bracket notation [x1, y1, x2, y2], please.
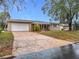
[7, 22, 12, 31]
[49, 24, 61, 30]
[59, 24, 69, 31]
[29, 24, 32, 31]
[32, 24, 50, 31]
[49, 24, 69, 31]
[7, 21, 62, 31]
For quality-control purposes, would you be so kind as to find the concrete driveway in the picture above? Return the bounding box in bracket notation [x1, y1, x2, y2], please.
[12, 32, 73, 56]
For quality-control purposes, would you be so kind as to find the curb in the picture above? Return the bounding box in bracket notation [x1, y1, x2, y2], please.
[0, 55, 15, 59]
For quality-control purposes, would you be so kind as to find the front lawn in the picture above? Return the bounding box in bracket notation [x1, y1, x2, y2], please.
[40, 31, 79, 42]
[0, 32, 14, 57]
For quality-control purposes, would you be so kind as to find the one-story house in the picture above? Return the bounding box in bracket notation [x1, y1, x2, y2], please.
[7, 19, 60, 31]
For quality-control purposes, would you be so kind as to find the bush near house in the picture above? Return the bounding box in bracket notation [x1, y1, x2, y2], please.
[33, 24, 41, 31]
[0, 32, 14, 57]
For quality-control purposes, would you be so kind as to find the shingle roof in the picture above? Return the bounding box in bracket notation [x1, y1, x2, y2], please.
[32, 21, 50, 24]
[7, 19, 59, 24]
[7, 19, 32, 23]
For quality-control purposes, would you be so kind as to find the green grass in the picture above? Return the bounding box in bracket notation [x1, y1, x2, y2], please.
[0, 32, 14, 57]
[40, 30, 79, 42]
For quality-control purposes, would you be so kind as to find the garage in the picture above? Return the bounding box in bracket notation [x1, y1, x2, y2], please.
[11, 23, 30, 31]
[7, 20, 32, 31]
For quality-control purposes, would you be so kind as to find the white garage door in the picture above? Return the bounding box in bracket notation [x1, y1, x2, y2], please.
[11, 23, 30, 31]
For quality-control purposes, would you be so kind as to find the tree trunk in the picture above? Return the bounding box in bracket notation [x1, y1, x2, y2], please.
[69, 22, 72, 31]
[69, 19, 72, 31]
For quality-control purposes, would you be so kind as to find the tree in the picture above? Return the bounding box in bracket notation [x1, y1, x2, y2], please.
[0, 0, 28, 19]
[0, 0, 27, 10]
[0, 0, 28, 30]
[0, 12, 10, 30]
[42, 0, 79, 31]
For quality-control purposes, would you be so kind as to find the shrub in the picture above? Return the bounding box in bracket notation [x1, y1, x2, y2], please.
[33, 24, 41, 31]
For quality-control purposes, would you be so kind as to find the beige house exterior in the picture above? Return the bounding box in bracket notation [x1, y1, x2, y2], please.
[7, 20, 32, 31]
[7, 19, 60, 31]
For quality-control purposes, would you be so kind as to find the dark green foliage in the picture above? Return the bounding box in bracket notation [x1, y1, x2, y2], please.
[33, 24, 41, 31]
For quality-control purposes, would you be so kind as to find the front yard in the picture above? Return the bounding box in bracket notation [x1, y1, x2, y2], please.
[0, 32, 14, 57]
[40, 31, 79, 42]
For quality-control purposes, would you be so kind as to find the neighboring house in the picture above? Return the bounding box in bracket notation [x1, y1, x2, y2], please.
[59, 24, 69, 31]
[7, 19, 60, 31]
